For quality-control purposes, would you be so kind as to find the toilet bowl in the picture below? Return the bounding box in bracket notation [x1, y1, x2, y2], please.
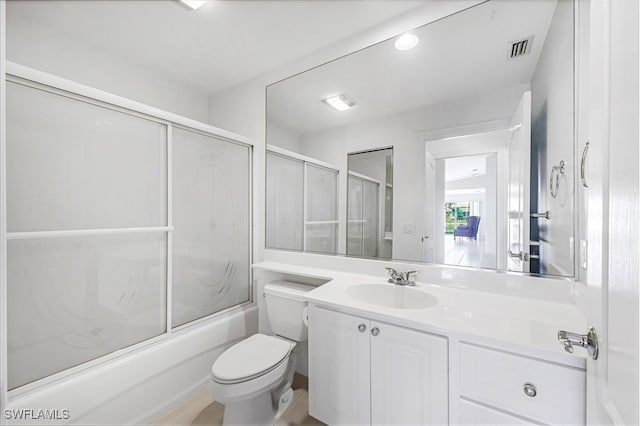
[209, 281, 313, 425]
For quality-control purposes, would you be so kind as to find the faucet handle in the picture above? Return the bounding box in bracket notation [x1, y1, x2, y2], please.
[385, 267, 400, 284]
[406, 271, 418, 284]
[385, 267, 399, 277]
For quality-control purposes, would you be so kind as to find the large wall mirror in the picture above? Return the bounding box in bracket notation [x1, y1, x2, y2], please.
[266, 0, 576, 278]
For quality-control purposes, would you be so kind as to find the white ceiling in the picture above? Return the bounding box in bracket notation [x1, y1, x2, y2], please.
[6, 0, 430, 95]
[267, 0, 558, 135]
[445, 154, 488, 183]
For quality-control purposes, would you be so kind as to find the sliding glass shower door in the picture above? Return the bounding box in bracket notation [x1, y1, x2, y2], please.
[5, 76, 251, 390]
[171, 127, 251, 328]
[265, 153, 304, 250]
[347, 173, 380, 257]
[304, 164, 338, 253]
[266, 150, 338, 254]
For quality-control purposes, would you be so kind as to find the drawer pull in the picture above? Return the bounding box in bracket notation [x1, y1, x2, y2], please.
[523, 383, 537, 397]
[358, 323, 367, 333]
[371, 327, 380, 337]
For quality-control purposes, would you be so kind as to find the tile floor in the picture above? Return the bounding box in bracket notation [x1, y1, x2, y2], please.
[153, 374, 325, 426]
[443, 234, 496, 269]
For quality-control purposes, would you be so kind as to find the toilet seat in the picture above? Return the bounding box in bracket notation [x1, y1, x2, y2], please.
[211, 334, 293, 384]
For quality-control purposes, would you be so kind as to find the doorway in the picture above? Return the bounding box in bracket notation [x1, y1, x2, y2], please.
[440, 155, 497, 269]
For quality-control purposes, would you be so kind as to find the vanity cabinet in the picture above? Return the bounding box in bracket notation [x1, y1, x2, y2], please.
[456, 343, 586, 425]
[308, 305, 448, 425]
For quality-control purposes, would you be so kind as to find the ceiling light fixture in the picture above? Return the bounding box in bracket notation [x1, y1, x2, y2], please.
[322, 94, 356, 111]
[394, 33, 419, 51]
[180, 0, 206, 10]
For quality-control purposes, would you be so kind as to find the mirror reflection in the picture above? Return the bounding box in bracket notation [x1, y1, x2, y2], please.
[266, 147, 339, 254]
[266, 0, 575, 277]
[347, 148, 393, 259]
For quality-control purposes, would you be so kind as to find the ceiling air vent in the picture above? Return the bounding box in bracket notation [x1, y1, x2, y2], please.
[507, 36, 533, 59]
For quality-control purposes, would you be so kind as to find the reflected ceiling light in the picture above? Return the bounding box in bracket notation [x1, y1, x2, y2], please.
[322, 94, 356, 111]
[180, 0, 206, 10]
[394, 33, 419, 51]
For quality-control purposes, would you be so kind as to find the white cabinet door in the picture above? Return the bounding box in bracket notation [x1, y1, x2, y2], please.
[370, 321, 448, 425]
[308, 306, 371, 425]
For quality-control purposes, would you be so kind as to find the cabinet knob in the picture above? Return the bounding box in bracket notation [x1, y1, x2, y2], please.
[358, 324, 367, 333]
[371, 327, 380, 337]
[523, 383, 537, 397]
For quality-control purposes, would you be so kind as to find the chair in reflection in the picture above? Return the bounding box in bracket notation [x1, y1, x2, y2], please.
[454, 216, 481, 240]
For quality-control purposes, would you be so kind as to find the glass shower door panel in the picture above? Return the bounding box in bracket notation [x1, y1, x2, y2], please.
[172, 128, 251, 328]
[305, 164, 338, 253]
[347, 175, 364, 256]
[305, 164, 337, 222]
[363, 180, 380, 258]
[7, 233, 167, 390]
[305, 223, 338, 254]
[266, 152, 304, 250]
[6, 82, 167, 232]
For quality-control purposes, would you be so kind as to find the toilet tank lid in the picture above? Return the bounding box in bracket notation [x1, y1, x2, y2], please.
[264, 281, 315, 301]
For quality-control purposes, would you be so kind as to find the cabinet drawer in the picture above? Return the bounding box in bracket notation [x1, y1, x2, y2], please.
[459, 343, 585, 425]
[459, 398, 535, 425]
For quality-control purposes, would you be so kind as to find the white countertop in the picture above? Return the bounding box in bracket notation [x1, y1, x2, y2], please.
[254, 261, 587, 368]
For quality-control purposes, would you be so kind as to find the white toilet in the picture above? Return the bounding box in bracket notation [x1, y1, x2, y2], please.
[209, 281, 313, 425]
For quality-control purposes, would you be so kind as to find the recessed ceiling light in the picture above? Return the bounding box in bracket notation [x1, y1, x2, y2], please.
[180, 0, 206, 10]
[322, 94, 356, 111]
[394, 33, 419, 51]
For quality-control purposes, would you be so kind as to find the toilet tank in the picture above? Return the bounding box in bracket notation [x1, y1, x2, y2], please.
[264, 281, 314, 342]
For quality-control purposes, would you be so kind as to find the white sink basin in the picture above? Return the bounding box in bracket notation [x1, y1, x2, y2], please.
[346, 284, 438, 309]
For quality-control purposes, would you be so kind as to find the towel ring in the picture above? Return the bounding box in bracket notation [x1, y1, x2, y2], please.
[550, 160, 565, 198]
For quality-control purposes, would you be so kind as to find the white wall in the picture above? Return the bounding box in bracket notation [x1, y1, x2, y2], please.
[6, 13, 209, 122]
[268, 121, 302, 153]
[530, 0, 575, 277]
[408, 83, 530, 134]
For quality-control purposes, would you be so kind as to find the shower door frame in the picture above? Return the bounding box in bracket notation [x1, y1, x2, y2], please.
[0, 62, 254, 397]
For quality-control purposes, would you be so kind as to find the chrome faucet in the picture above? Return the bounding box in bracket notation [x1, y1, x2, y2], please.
[385, 267, 418, 286]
